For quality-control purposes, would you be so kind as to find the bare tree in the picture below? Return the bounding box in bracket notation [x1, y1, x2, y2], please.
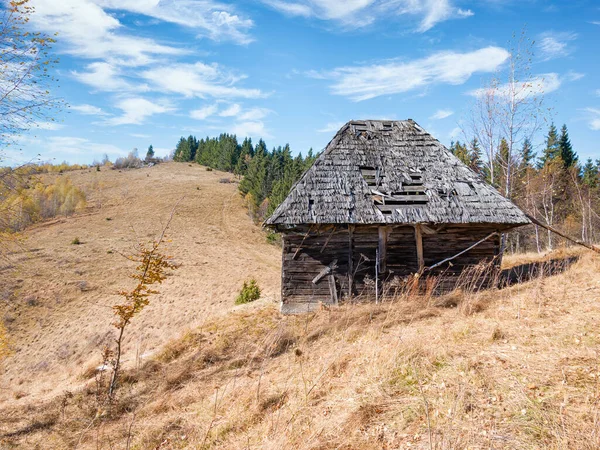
[1, 0, 62, 150]
[465, 29, 548, 196]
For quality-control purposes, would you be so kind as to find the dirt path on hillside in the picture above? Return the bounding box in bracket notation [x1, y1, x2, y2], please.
[0, 163, 281, 405]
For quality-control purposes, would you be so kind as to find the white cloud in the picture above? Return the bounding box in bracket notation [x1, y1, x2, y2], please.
[430, 109, 453, 120]
[469, 73, 562, 100]
[538, 31, 577, 61]
[41, 136, 125, 155]
[105, 98, 174, 126]
[230, 121, 272, 139]
[72, 62, 143, 92]
[318, 121, 345, 133]
[219, 104, 242, 117]
[29, 0, 187, 67]
[70, 104, 109, 116]
[35, 121, 64, 130]
[191, 104, 219, 120]
[238, 108, 271, 121]
[583, 108, 600, 131]
[97, 0, 254, 44]
[449, 126, 461, 139]
[324, 46, 509, 101]
[140, 63, 263, 99]
[565, 71, 584, 82]
[262, 0, 473, 31]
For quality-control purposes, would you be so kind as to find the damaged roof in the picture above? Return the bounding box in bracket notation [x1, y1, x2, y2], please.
[265, 120, 530, 227]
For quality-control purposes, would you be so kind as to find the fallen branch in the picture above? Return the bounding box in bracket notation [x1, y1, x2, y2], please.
[525, 214, 600, 254]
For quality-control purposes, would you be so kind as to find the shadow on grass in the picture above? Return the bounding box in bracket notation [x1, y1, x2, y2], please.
[499, 256, 580, 288]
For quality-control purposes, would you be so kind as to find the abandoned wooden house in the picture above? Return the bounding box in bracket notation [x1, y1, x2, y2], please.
[265, 120, 530, 314]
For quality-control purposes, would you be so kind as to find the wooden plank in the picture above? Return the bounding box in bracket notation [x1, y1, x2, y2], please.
[320, 227, 336, 253]
[328, 274, 338, 304]
[378, 226, 389, 273]
[312, 259, 338, 284]
[415, 224, 424, 272]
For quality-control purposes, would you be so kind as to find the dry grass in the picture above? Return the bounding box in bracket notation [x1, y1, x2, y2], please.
[0, 162, 280, 405]
[1, 246, 599, 448]
[2, 163, 600, 449]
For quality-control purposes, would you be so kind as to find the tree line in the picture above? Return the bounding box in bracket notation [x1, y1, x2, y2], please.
[173, 134, 318, 221]
[451, 122, 600, 252]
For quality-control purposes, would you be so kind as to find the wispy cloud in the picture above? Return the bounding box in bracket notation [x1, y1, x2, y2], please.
[38, 136, 125, 155]
[537, 31, 577, 61]
[262, 0, 473, 31]
[469, 73, 562, 99]
[105, 98, 174, 126]
[230, 121, 272, 139]
[140, 63, 263, 99]
[430, 109, 454, 120]
[35, 121, 64, 131]
[322, 46, 509, 102]
[317, 121, 345, 133]
[71, 62, 145, 92]
[29, 0, 262, 127]
[219, 104, 243, 117]
[70, 104, 109, 116]
[191, 104, 220, 120]
[583, 108, 600, 131]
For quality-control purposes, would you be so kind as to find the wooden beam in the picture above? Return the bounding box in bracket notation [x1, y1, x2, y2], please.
[415, 224, 424, 272]
[423, 232, 498, 273]
[378, 226, 389, 273]
[292, 225, 314, 260]
[319, 227, 336, 253]
[328, 274, 338, 305]
[312, 259, 338, 284]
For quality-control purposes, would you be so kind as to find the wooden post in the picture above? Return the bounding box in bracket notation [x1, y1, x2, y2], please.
[348, 225, 354, 297]
[378, 226, 388, 273]
[328, 274, 338, 305]
[415, 224, 424, 272]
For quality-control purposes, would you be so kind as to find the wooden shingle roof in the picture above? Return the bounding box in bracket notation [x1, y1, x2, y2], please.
[265, 120, 530, 227]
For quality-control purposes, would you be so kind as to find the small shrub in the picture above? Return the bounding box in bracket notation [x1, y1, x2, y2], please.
[105, 217, 112, 221]
[266, 232, 280, 245]
[113, 150, 142, 169]
[235, 278, 261, 305]
[219, 178, 232, 184]
[205, 167, 213, 171]
[71, 237, 81, 245]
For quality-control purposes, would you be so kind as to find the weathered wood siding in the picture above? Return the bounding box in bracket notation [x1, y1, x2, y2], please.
[280, 224, 501, 313]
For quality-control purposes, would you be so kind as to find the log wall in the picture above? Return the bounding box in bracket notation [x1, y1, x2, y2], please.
[280, 224, 501, 313]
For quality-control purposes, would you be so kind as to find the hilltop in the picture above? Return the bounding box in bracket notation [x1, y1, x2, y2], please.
[0, 162, 280, 403]
[0, 162, 599, 449]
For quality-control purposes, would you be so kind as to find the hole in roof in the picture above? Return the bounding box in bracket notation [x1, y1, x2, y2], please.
[360, 166, 383, 188]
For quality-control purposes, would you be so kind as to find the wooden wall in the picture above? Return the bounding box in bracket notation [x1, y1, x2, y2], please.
[280, 224, 501, 313]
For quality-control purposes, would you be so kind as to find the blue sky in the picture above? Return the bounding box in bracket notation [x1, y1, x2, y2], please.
[6, 0, 600, 165]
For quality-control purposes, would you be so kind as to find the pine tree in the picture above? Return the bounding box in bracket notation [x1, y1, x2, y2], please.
[173, 137, 191, 162]
[468, 138, 484, 174]
[450, 141, 470, 167]
[558, 124, 578, 168]
[145, 144, 155, 161]
[582, 158, 598, 188]
[538, 123, 560, 167]
[519, 138, 535, 170]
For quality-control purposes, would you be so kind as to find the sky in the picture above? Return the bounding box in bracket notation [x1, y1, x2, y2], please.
[5, 0, 600, 165]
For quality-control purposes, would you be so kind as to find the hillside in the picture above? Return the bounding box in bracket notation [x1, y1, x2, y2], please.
[0, 162, 280, 404]
[1, 163, 599, 449]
